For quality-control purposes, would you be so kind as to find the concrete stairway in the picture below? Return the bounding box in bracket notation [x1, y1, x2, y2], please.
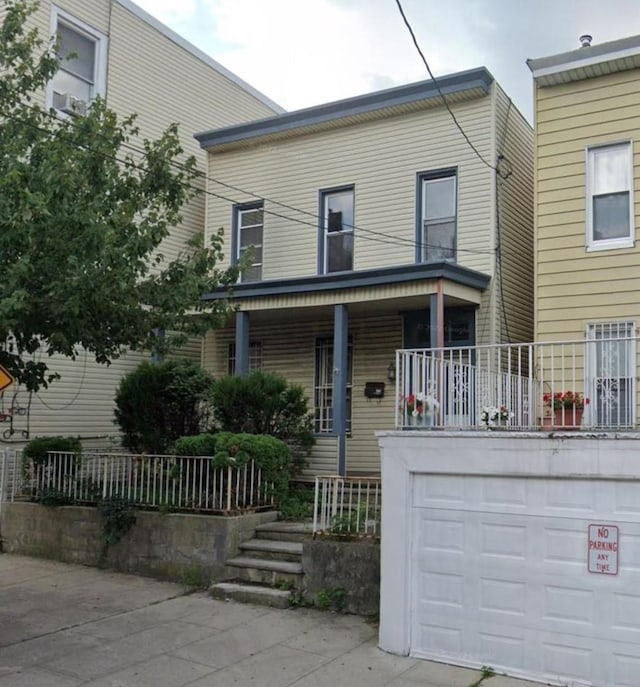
[210, 521, 313, 609]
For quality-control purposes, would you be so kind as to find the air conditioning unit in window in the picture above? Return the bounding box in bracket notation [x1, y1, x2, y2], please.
[58, 93, 88, 117]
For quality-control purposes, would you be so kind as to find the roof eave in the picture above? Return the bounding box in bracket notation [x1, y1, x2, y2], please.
[195, 67, 494, 150]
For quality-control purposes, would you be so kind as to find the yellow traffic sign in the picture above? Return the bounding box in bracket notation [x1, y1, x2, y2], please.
[0, 365, 14, 392]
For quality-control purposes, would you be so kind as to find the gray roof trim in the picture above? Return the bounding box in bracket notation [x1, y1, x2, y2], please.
[203, 262, 491, 302]
[115, 0, 284, 114]
[527, 34, 640, 80]
[195, 67, 494, 149]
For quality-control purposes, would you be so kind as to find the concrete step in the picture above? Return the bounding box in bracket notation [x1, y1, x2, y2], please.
[210, 582, 291, 609]
[238, 539, 303, 562]
[226, 556, 303, 589]
[255, 521, 314, 543]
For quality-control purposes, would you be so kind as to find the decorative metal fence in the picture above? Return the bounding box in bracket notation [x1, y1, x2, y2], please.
[313, 475, 381, 538]
[14, 451, 276, 514]
[396, 335, 639, 431]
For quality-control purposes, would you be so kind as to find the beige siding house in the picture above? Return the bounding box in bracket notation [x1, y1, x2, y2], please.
[195, 69, 533, 475]
[1, 0, 281, 445]
[528, 35, 640, 428]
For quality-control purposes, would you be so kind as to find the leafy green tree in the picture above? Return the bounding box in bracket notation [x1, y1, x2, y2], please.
[0, 0, 237, 391]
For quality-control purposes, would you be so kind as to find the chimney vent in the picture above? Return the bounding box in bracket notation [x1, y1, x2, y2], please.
[579, 34, 593, 48]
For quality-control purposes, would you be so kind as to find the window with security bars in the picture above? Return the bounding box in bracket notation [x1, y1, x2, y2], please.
[236, 204, 264, 282]
[228, 341, 262, 375]
[314, 337, 353, 433]
[586, 321, 635, 428]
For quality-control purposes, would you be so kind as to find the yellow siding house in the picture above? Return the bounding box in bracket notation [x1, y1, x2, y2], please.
[529, 35, 640, 428]
[195, 69, 533, 475]
[0, 0, 281, 446]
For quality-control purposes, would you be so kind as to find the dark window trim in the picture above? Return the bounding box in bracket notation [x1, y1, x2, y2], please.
[232, 200, 264, 279]
[317, 185, 355, 275]
[415, 167, 458, 264]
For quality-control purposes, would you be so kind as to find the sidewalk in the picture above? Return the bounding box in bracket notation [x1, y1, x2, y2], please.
[0, 554, 541, 687]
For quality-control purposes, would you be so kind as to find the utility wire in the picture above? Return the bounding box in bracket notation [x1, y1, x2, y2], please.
[2, 106, 498, 256]
[393, 0, 502, 175]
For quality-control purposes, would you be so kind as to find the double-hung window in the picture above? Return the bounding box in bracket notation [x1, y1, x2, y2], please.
[234, 203, 264, 282]
[586, 142, 634, 250]
[49, 8, 107, 115]
[314, 337, 353, 433]
[321, 187, 354, 273]
[419, 171, 457, 262]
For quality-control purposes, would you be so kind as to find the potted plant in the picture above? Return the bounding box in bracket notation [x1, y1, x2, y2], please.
[403, 392, 440, 427]
[480, 405, 512, 429]
[542, 391, 589, 429]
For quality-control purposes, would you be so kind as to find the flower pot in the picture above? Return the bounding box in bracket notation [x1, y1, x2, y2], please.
[544, 408, 584, 431]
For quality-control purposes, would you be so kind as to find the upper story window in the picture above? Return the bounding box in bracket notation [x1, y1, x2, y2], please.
[321, 187, 354, 273]
[234, 203, 264, 282]
[419, 171, 457, 262]
[586, 142, 634, 251]
[49, 7, 108, 116]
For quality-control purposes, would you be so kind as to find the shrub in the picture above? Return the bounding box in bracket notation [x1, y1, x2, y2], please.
[174, 433, 217, 456]
[214, 432, 292, 504]
[114, 360, 215, 454]
[23, 436, 82, 465]
[211, 371, 314, 472]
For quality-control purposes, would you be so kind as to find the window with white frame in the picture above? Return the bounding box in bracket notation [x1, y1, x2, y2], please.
[586, 142, 633, 250]
[49, 8, 107, 114]
[235, 204, 264, 282]
[586, 321, 635, 428]
[227, 341, 262, 375]
[321, 187, 354, 273]
[314, 337, 353, 433]
[419, 171, 457, 262]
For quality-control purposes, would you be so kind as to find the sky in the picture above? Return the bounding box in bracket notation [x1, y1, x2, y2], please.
[133, 0, 640, 123]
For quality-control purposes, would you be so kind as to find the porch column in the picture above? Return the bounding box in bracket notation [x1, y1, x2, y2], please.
[428, 279, 445, 349]
[235, 311, 250, 375]
[333, 304, 349, 476]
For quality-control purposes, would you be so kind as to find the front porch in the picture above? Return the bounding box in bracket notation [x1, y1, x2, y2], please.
[395, 334, 637, 431]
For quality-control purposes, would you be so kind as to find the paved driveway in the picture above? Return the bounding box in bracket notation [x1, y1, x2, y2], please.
[0, 554, 538, 687]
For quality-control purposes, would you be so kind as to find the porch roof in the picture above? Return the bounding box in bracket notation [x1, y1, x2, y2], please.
[202, 262, 490, 312]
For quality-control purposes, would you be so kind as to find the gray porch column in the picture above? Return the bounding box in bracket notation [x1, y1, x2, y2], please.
[235, 311, 250, 375]
[429, 279, 445, 349]
[333, 304, 349, 476]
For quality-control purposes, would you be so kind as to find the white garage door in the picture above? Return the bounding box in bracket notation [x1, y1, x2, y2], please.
[412, 475, 640, 686]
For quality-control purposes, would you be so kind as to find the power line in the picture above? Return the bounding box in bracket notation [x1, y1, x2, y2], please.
[393, 0, 502, 175]
[2, 105, 498, 257]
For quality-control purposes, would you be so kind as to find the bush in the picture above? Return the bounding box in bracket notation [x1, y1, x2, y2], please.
[214, 432, 292, 504]
[23, 435, 82, 465]
[211, 371, 314, 472]
[174, 433, 217, 456]
[114, 360, 215, 454]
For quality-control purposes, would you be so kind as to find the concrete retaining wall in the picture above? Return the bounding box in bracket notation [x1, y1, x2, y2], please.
[0, 502, 277, 581]
[302, 538, 380, 615]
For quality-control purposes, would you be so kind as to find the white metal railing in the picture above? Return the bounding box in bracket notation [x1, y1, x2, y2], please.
[15, 452, 276, 513]
[313, 475, 381, 537]
[396, 335, 639, 431]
